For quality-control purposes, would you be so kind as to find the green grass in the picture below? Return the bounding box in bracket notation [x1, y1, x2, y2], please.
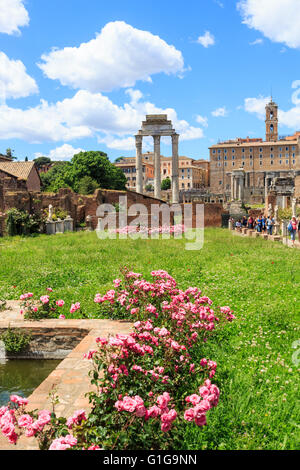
[0, 228, 299, 449]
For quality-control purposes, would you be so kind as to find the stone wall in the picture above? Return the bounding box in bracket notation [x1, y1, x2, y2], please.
[180, 202, 228, 228]
[0, 327, 88, 359]
[0, 183, 228, 233]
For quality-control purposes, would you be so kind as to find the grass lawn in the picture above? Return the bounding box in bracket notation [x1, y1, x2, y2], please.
[0, 228, 299, 450]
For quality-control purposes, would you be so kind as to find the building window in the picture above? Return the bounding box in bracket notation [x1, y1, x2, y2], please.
[232, 155, 235, 160]
[232, 149, 235, 153]
[250, 155, 253, 159]
[212, 150, 216, 154]
[270, 154, 274, 158]
[259, 154, 262, 159]
[286, 160, 289, 165]
[279, 160, 282, 165]
[271, 160, 273, 165]
[286, 147, 289, 151]
[224, 149, 227, 154]
[259, 148, 263, 152]
[293, 160, 295, 165]
[259, 161, 262, 166]
[242, 148, 245, 153]
[219, 181, 222, 185]
[250, 161, 253, 166]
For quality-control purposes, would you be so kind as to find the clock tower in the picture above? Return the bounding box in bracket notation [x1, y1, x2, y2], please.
[265, 98, 278, 142]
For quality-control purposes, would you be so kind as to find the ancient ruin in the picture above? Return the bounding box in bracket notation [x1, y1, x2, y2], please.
[135, 115, 179, 203]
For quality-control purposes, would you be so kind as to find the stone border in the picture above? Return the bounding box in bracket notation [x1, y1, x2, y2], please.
[231, 227, 300, 249]
[0, 317, 132, 450]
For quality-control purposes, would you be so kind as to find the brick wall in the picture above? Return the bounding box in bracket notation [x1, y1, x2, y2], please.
[0, 184, 228, 232]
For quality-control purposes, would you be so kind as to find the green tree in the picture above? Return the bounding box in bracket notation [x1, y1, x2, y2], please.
[71, 151, 126, 191]
[33, 156, 51, 169]
[40, 151, 127, 193]
[6, 148, 17, 160]
[76, 176, 99, 195]
[40, 161, 72, 192]
[161, 177, 171, 190]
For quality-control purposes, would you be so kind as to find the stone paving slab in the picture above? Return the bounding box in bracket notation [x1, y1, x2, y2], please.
[0, 303, 132, 450]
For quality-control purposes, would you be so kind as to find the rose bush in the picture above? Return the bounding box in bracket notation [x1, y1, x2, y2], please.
[1, 269, 235, 450]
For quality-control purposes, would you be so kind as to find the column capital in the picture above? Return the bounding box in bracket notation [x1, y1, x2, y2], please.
[171, 133, 179, 142]
[153, 134, 161, 144]
[135, 134, 143, 146]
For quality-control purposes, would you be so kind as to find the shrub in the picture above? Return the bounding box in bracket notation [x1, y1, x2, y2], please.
[1, 269, 235, 450]
[6, 208, 43, 236]
[19, 289, 85, 320]
[0, 328, 31, 354]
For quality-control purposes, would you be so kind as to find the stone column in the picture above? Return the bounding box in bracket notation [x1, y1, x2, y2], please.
[153, 135, 161, 199]
[292, 198, 297, 218]
[172, 133, 179, 204]
[239, 176, 244, 201]
[135, 135, 143, 194]
[231, 174, 234, 200]
[234, 178, 239, 200]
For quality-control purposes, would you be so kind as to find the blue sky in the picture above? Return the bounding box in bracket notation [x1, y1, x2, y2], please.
[0, 0, 300, 162]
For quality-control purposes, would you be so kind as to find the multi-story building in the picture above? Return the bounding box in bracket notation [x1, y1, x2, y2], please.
[114, 156, 154, 190]
[209, 99, 300, 203]
[115, 153, 209, 191]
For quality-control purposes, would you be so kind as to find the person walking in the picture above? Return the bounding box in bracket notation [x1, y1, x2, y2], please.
[257, 215, 262, 233]
[248, 215, 254, 229]
[288, 216, 298, 246]
[298, 216, 300, 243]
[266, 216, 274, 235]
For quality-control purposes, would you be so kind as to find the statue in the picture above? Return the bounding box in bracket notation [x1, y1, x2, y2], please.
[48, 204, 53, 221]
[274, 205, 278, 223]
[268, 203, 272, 217]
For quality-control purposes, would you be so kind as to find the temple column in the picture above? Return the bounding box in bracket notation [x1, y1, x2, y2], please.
[234, 178, 239, 200]
[153, 135, 161, 199]
[231, 174, 235, 200]
[239, 176, 244, 201]
[172, 133, 179, 203]
[135, 135, 143, 194]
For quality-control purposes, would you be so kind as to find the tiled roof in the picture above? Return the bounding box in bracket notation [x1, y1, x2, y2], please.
[0, 161, 36, 180]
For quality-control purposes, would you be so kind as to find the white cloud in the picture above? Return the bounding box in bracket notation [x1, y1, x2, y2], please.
[249, 38, 263, 45]
[244, 96, 270, 119]
[238, 0, 300, 49]
[98, 136, 136, 151]
[211, 107, 227, 117]
[197, 31, 215, 48]
[0, 99, 92, 143]
[0, 88, 205, 148]
[196, 115, 208, 127]
[0, 52, 38, 101]
[35, 144, 85, 161]
[244, 86, 300, 129]
[0, 0, 29, 35]
[38, 21, 185, 92]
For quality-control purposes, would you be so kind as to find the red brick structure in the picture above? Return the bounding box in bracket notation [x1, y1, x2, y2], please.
[0, 161, 41, 191]
[0, 177, 228, 235]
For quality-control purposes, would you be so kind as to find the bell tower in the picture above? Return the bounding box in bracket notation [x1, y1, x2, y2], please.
[265, 98, 278, 142]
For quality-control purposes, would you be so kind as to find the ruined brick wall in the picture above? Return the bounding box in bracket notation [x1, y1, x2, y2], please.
[26, 166, 41, 192]
[181, 203, 228, 228]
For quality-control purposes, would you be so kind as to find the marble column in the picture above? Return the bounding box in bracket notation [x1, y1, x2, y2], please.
[231, 174, 235, 200]
[153, 135, 161, 199]
[238, 176, 244, 201]
[172, 133, 179, 204]
[135, 135, 143, 194]
[234, 178, 239, 200]
[292, 198, 297, 218]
